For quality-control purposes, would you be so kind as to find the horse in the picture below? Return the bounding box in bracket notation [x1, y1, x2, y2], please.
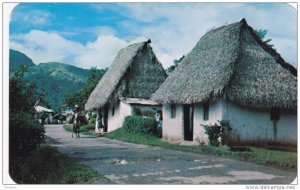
[72, 113, 81, 138]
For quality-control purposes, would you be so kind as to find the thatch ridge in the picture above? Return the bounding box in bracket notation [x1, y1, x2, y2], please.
[152, 19, 297, 110]
[242, 18, 297, 77]
[152, 20, 243, 104]
[85, 41, 166, 110]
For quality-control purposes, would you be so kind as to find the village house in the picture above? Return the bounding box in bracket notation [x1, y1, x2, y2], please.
[85, 40, 167, 132]
[34, 99, 54, 124]
[152, 19, 297, 147]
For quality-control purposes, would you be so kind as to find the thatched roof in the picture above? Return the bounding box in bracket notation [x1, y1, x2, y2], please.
[152, 19, 297, 110]
[85, 41, 166, 111]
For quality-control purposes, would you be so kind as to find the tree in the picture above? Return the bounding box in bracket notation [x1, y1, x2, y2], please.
[9, 66, 45, 179]
[63, 67, 107, 110]
[254, 29, 273, 47]
[9, 65, 38, 113]
[166, 55, 185, 75]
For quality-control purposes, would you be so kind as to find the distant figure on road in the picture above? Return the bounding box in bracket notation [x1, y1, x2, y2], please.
[72, 104, 81, 138]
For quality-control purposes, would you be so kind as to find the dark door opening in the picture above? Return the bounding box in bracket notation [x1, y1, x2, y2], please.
[103, 105, 108, 132]
[184, 104, 194, 141]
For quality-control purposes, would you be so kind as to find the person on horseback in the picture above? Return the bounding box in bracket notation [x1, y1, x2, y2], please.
[72, 104, 81, 138]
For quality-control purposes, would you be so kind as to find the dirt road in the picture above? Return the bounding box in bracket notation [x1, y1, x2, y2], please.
[45, 125, 297, 184]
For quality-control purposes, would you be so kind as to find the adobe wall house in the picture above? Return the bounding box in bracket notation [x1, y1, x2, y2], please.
[152, 19, 297, 147]
[85, 40, 166, 132]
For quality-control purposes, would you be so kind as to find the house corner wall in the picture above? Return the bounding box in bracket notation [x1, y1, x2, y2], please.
[223, 102, 297, 146]
[107, 102, 132, 132]
[162, 104, 184, 143]
[193, 100, 225, 144]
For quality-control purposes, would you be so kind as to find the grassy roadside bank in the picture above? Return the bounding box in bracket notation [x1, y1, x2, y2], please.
[10, 143, 101, 184]
[105, 127, 297, 171]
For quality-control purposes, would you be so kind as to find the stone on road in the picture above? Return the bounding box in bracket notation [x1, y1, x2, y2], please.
[45, 125, 296, 184]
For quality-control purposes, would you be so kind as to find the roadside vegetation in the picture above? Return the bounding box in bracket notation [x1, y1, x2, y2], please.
[9, 66, 100, 184]
[10, 143, 101, 184]
[63, 67, 107, 110]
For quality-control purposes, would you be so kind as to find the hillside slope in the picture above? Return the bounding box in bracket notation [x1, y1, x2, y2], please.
[24, 62, 89, 111]
[9, 49, 89, 111]
[9, 49, 35, 73]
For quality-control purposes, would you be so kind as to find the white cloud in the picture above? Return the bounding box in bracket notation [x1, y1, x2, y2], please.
[11, 7, 53, 26]
[75, 35, 127, 69]
[10, 30, 149, 69]
[10, 3, 297, 69]
[87, 26, 117, 36]
[119, 3, 297, 67]
[10, 30, 85, 65]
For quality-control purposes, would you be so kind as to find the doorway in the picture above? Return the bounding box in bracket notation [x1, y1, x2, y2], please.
[183, 104, 194, 141]
[103, 105, 108, 132]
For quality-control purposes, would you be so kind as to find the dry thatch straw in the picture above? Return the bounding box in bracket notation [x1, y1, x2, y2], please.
[85, 41, 166, 111]
[152, 18, 297, 110]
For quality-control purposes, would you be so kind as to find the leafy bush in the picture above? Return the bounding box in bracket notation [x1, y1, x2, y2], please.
[203, 120, 230, 146]
[9, 112, 45, 160]
[203, 123, 221, 146]
[9, 66, 37, 113]
[122, 116, 157, 135]
[88, 117, 96, 126]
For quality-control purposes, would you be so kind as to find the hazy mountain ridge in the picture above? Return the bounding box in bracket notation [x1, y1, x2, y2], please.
[9, 49, 35, 73]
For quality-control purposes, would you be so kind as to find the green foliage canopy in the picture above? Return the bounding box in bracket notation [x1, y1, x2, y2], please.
[122, 116, 157, 135]
[9, 66, 38, 113]
[9, 66, 45, 162]
[166, 55, 185, 75]
[254, 29, 273, 47]
[63, 67, 107, 110]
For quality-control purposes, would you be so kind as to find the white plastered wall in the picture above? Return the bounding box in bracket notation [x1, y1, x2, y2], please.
[107, 101, 132, 132]
[193, 100, 225, 144]
[162, 102, 224, 144]
[223, 101, 297, 146]
[162, 99, 297, 146]
[162, 104, 184, 143]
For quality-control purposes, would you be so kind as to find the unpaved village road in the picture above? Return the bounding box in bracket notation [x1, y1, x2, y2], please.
[45, 125, 296, 184]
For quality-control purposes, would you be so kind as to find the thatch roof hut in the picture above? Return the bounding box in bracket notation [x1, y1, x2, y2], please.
[85, 40, 166, 111]
[152, 18, 297, 110]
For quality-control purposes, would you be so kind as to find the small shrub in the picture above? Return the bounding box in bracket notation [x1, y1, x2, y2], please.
[122, 116, 157, 135]
[88, 117, 96, 125]
[90, 114, 97, 119]
[203, 120, 231, 146]
[203, 123, 221, 146]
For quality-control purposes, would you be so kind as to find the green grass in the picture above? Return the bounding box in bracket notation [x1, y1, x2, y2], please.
[105, 127, 297, 170]
[10, 144, 101, 184]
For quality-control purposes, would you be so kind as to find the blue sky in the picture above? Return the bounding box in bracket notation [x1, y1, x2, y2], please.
[10, 3, 297, 69]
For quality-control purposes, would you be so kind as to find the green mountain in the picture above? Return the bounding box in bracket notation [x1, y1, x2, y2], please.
[10, 49, 89, 111]
[25, 62, 89, 111]
[9, 49, 35, 73]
